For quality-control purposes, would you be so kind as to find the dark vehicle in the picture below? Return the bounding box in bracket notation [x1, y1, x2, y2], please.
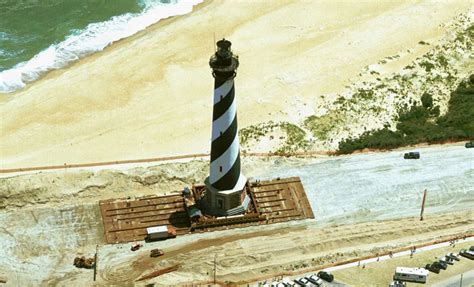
[73, 256, 95, 269]
[317, 271, 334, 282]
[432, 261, 447, 270]
[425, 264, 440, 274]
[465, 141, 474, 148]
[470, 246, 474, 252]
[460, 249, 474, 260]
[150, 249, 164, 258]
[404, 152, 420, 159]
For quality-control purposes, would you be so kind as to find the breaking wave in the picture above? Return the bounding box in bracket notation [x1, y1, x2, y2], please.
[0, 0, 203, 93]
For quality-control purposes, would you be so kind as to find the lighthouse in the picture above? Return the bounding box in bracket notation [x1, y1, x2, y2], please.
[203, 39, 249, 216]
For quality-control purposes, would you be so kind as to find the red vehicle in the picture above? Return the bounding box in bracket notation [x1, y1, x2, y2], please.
[131, 242, 142, 251]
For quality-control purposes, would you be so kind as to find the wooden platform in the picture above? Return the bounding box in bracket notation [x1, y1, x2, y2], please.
[99, 177, 314, 244]
[99, 194, 190, 244]
[251, 177, 314, 222]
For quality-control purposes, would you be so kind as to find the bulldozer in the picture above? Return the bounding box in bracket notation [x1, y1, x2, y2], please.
[150, 249, 164, 258]
[73, 256, 95, 269]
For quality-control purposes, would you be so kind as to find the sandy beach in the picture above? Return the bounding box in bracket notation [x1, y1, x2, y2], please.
[1, 0, 472, 169]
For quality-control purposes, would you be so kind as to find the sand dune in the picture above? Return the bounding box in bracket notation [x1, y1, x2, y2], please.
[1, 0, 472, 169]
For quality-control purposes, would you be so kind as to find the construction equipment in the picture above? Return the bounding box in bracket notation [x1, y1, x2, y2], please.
[73, 256, 95, 269]
[150, 249, 164, 258]
[131, 242, 142, 251]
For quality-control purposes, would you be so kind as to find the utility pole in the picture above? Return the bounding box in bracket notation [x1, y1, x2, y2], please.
[213, 253, 217, 285]
[420, 189, 427, 221]
[460, 273, 463, 287]
[93, 244, 98, 281]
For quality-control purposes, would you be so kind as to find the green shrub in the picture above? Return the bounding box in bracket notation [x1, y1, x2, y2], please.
[338, 75, 474, 154]
[421, 92, 433, 109]
[304, 112, 342, 140]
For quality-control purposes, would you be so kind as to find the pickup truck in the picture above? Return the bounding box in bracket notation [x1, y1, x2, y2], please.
[432, 261, 447, 270]
[306, 274, 323, 286]
[439, 256, 454, 265]
[460, 249, 474, 260]
[425, 263, 440, 274]
[446, 253, 460, 261]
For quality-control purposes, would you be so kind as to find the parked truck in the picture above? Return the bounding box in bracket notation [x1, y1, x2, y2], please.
[145, 225, 177, 242]
[404, 152, 420, 159]
[393, 267, 429, 283]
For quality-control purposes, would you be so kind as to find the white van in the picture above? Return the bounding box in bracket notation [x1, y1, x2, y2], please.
[389, 280, 406, 287]
[393, 267, 429, 283]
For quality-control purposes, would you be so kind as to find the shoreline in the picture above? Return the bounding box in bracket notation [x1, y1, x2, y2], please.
[0, 0, 213, 102]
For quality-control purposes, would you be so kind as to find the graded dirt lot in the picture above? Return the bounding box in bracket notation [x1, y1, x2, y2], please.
[0, 145, 472, 286]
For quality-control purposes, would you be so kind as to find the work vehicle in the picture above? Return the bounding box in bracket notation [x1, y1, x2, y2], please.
[294, 277, 311, 286]
[73, 256, 95, 269]
[131, 242, 142, 251]
[317, 270, 334, 282]
[460, 249, 474, 260]
[424, 264, 440, 274]
[465, 141, 474, 148]
[306, 274, 323, 286]
[393, 267, 429, 283]
[432, 261, 447, 270]
[145, 225, 177, 242]
[446, 253, 460, 261]
[150, 249, 164, 257]
[404, 152, 420, 159]
[389, 281, 406, 287]
[439, 256, 454, 265]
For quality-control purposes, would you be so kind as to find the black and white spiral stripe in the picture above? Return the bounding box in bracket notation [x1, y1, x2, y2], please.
[209, 77, 244, 190]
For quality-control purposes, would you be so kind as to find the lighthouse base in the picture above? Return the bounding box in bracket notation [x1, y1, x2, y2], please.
[202, 175, 250, 216]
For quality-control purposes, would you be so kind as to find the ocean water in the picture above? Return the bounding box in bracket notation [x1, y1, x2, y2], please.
[0, 0, 202, 93]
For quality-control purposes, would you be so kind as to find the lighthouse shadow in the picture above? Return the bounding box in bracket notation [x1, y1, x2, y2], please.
[168, 210, 191, 228]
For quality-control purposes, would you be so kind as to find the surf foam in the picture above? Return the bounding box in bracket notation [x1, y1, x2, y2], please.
[0, 0, 203, 93]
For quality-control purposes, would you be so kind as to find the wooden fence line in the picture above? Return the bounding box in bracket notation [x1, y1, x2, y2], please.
[0, 151, 334, 174]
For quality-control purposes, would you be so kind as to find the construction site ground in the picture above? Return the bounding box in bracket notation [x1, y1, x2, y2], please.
[0, 145, 472, 286]
[99, 177, 314, 244]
